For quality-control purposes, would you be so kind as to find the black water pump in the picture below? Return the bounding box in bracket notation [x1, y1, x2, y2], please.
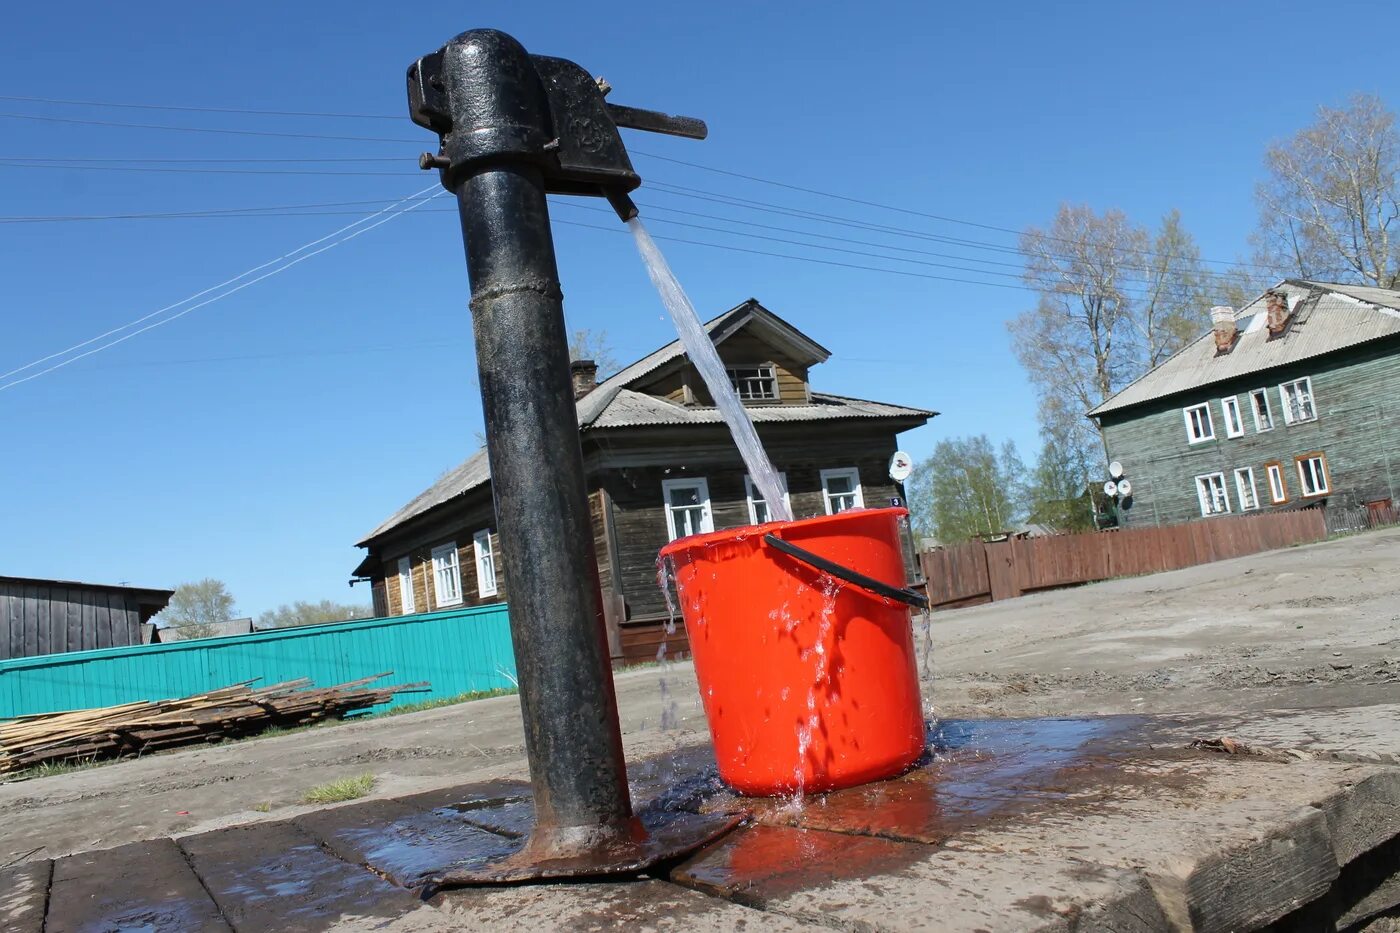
[409, 30, 704, 221]
[404, 30, 731, 886]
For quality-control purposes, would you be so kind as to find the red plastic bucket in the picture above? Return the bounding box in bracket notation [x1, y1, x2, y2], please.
[658, 507, 925, 796]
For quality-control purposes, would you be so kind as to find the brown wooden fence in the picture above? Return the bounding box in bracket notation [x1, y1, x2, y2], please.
[919, 508, 1328, 611]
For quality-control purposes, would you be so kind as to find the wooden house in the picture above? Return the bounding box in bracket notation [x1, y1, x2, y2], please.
[0, 576, 173, 660]
[1090, 281, 1400, 526]
[351, 299, 935, 665]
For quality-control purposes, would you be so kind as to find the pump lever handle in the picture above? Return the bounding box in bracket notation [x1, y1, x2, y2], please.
[605, 103, 708, 140]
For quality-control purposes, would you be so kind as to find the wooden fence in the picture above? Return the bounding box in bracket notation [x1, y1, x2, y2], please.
[0, 603, 515, 720]
[919, 508, 1328, 611]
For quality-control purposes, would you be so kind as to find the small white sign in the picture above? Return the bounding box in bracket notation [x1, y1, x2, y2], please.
[1103, 480, 1119, 497]
[888, 450, 913, 482]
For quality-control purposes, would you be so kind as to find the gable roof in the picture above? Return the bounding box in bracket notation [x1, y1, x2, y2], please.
[357, 301, 932, 546]
[1088, 280, 1400, 418]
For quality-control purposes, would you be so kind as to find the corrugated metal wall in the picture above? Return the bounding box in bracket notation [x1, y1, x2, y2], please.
[0, 604, 515, 719]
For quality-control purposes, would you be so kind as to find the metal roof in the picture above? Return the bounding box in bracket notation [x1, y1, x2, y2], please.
[1089, 280, 1400, 417]
[357, 302, 928, 546]
[589, 390, 933, 428]
[0, 576, 174, 600]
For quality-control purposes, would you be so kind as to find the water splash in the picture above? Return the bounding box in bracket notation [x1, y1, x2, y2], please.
[654, 555, 680, 732]
[628, 217, 791, 522]
[790, 578, 841, 804]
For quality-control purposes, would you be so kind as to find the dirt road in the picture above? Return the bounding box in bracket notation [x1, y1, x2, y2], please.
[2, 527, 1397, 865]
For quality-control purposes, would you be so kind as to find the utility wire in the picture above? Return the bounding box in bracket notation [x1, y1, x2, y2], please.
[631, 150, 1275, 275]
[0, 161, 417, 176]
[0, 156, 405, 163]
[643, 181, 1259, 288]
[0, 112, 421, 143]
[0, 167, 1247, 291]
[0, 94, 403, 120]
[0, 184, 446, 388]
[0, 196, 438, 224]
[1, 95, 1270, 273]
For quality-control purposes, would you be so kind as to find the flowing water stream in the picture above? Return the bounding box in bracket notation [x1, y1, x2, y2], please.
[628, 217, 792, 523]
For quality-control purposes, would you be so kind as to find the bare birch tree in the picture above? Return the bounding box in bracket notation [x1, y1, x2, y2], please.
[1254, 94, 1400, 287]
[1011, 204, 1210, 488]
[1138, 210, 1210, 367]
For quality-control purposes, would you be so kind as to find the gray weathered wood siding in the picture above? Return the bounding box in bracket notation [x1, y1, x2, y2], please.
[0, 582, 151, 660]
[594, 430, 907, 620]
[1100, 336, 1400, 527]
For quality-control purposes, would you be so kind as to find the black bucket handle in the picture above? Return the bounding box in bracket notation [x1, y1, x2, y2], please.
[762, 533, 929, 610]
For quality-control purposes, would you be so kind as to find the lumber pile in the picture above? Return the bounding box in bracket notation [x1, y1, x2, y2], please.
[0, 673, 428, 776]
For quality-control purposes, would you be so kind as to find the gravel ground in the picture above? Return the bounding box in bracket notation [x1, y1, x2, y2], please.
[2, 526, 1397, 865]
[920, 526, 1400, 720]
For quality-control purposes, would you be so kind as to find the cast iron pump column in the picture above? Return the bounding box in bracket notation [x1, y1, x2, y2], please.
[406, 29, 733, 884]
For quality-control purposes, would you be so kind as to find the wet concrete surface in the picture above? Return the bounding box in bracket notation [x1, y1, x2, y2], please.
[45, 837, 229, 933]
[296, 797, 518, 888]
[7, 710, 1400, 931]
[180, 821, 422, 932]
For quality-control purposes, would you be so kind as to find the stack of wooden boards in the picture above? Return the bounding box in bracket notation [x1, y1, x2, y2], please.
[0, 673, 427, 776]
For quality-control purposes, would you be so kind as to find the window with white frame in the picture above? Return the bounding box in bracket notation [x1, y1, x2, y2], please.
[430, 542, 463, 608]
[1183, 403, 1215, 443]
[1194, 472, 1231, 516]
[820, 467, 864, 514]
[1249, 388, 1275, 432]
[1296, 453, 1330, 497]
[473, 529, 498, 598]
[1265, 462, 1288, 504]
[1221, 396, 1245, 438]
[1234, 468, 1259, 511]
[744, 472, 790, 524]
[662, 477, 713, 541]
[1279, 377, 1316, 424]
[726, 364, 779, 401]
[397, 556, 415, 615]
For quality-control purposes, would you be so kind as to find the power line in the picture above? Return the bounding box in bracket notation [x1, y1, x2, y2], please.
[1, 92, 1272, 274]
[0, 196, 437, 224]
[0, 94, 402, 120]
[0, 155, 404, 163]
[630, 150, 1274, 275]
[640, 181, 1262, 288]
[551, 216, 1039, 293]
[0, 184, 446, 389]
[0, 112, 421, 143]
[0, 194, 1195, 299]
[0, 161, 417, 176]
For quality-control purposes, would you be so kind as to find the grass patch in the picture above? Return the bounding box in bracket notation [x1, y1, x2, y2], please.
[375, 687, 517, 718]
[303, 773, 375, 804]
[7, 756, 104, 782]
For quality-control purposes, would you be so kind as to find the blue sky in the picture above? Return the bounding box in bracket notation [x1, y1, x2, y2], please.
[3, 1, 1397, 615]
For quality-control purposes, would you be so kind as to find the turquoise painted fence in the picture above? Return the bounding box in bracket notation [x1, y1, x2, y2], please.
[0, 604, 515, 719]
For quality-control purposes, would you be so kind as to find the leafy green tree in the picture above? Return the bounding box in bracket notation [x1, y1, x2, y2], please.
[257, 599, 373, 629]
[154, 579, 236, 639]
[909, 435, 1025, 544]
[1024, 422, 1097, 533]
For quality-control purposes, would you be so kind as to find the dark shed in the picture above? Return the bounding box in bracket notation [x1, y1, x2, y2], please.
[0, 577, 174, 660]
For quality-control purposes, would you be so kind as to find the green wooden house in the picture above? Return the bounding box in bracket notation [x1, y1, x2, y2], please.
[1089, 281, 1400, 527]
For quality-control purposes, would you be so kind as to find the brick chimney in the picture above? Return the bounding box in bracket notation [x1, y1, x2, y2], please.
[1265, 290, 1291, 335]
[1209, 306, 1237, 353]
[570, 359, 598, 399]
